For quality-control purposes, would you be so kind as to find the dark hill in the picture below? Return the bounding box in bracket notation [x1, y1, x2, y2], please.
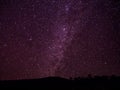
[0, 76, 120, 90]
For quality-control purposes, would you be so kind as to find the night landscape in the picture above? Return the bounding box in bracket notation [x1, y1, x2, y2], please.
[0, 0, 120, 89]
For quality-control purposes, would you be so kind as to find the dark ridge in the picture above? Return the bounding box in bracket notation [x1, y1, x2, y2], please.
[0, 76, 120, 89]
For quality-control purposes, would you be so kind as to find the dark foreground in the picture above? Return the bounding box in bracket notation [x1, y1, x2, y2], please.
[0, 76, 120, 89]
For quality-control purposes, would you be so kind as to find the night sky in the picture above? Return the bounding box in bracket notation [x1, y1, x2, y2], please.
[0, 0, 120, 80]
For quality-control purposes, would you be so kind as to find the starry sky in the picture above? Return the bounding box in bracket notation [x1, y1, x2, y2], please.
[0, 0, 120, 80]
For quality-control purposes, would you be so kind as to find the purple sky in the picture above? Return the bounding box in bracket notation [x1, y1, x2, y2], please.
[0, 0, 120, 80]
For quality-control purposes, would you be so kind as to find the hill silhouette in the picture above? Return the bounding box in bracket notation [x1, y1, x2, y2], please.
[0, 76, 120, 89]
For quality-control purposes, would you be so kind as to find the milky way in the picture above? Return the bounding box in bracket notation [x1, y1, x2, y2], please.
[0, 0, 120, 80]
[46, 2, 76, 75]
